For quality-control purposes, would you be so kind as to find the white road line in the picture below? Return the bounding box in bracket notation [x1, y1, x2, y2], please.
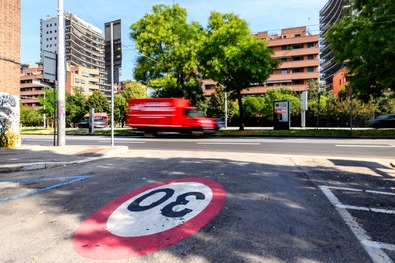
[319, 185, 393, 263]
[98, 140, 146, 144]
[335, 144, 393, 148]
[337, 204, 395, 215]
[196, 142, 261, 145]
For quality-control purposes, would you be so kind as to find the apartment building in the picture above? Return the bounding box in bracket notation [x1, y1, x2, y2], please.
[20, 64, 47, 108]
[40, 13, 111, 98]
[67, 65, 100, 97]
[320, 0, 350, 90]
[20, 63, 100, 107]
[202, 26, 320, 97]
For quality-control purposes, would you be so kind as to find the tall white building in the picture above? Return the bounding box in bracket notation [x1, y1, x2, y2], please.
[40, 13, 111, 98]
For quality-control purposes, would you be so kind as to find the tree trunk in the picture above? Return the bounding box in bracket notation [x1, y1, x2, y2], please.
[237, 90, 244, 130]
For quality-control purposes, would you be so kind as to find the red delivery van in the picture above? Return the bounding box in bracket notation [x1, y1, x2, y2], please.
[126, 98, 218, 135]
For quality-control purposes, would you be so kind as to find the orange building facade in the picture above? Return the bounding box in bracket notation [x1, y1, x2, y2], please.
[332, 67, 349, 97]
[202, 26, 320, 97]
[20, 63, 101, 108]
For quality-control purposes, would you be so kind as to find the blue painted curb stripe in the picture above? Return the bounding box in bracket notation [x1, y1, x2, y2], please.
[0, 175, 92, 203]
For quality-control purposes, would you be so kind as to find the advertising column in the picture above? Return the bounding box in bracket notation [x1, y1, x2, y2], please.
[273, 100, 290, 130]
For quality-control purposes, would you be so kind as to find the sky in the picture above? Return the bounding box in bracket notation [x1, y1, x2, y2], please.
[21, 0, 329, 81]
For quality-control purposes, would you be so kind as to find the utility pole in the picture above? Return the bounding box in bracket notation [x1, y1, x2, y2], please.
[57, 0, 66, 146]
[110, 22, 114, 147]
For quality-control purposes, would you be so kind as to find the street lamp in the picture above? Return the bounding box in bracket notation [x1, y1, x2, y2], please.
[57, 0, 66, 146]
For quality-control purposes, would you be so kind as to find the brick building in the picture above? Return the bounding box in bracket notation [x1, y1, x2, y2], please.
[202, 26, 320, 97]
[0, 0, 21, 143]
[20, 63, 101, 108]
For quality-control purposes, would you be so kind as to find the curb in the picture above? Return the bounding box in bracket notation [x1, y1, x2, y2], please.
[0, 146, 129, 173]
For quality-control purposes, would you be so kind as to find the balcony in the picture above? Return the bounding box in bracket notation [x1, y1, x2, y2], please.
[268, 72, 319, 81]
[273, 47, 320, 58]
[278, 59, 319, 69]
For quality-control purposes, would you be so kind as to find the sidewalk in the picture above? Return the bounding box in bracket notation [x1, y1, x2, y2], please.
[0, 145, 129, 173]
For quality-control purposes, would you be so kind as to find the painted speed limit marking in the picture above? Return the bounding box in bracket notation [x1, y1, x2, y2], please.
[73, 178, 226, 260]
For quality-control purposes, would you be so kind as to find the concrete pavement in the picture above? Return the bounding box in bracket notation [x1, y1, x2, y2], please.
[0, 145, 129, 173]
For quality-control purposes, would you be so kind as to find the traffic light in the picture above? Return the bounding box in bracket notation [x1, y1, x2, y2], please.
[113, 42, 121, 66]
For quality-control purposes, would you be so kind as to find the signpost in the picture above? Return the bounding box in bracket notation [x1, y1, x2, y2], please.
[42, 51, 57, 146]
[301, 91, 308, 128]
[105, 20, 122, 147]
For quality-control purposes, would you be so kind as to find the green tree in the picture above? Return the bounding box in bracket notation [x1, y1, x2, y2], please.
[326, 0, 395, 100]
[85, 90, 110, 113]
[130, 4, 204, 105]
[244, 97, 265, 118]
[114, 94, 127, 127]
[198, 12, 280, 130]
[37, 88, 56, 128]
[206, 85, 239, 124]
[122, 81, 147, 100]
[20, 104, 43, 127]
[66, 89, 86, 127]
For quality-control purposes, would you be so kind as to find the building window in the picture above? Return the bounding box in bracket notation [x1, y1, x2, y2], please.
[282, 69, 287, 75]
[281, 45, 287, 50]
[281, 58, 288, 62]
[81, 79, 86, 84]
[308, 42, 314, 48]
[295, 34, 301, 37]
[75, 78, 80, 83]
[307, 54, 314, 60]
[308, 67, 314, 72]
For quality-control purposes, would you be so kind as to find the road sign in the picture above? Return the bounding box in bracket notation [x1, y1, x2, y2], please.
[73, 178, 226, 260]
[42, 50, 57, 81]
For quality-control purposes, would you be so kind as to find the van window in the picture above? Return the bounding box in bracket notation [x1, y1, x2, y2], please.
[185, 109, 201, 118]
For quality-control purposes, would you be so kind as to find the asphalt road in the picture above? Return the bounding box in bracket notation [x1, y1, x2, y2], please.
[22, 134, 395, 160]
[1, 135, 393, 262]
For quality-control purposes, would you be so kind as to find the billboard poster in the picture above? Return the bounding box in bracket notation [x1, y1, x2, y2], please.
[273, 100, 290, 130]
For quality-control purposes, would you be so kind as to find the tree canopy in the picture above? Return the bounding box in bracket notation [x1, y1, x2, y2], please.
[198, 12, 280, 129]
[326, 0, 395, 100]
[122, 81, 147, 100]
[130, 4, 204, 105]
[85, 90, 109, 113]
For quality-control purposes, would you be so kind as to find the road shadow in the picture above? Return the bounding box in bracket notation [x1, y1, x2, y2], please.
[1, 151, 394, 262]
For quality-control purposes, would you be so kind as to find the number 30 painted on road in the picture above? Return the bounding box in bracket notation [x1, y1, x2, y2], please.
[73, 178, 226, 260]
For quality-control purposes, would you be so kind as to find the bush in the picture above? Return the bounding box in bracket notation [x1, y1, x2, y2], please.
[0, 130, 20, 148]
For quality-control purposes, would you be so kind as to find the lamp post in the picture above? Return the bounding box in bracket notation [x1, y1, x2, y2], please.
[57, 0, 66, 146]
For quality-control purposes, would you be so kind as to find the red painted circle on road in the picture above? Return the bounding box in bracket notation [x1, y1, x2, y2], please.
[73, 178, 226, 260]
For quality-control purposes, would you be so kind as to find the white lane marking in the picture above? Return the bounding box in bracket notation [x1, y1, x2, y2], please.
[98, 140, 146, 144]
[337, 204, 395, 215]
[335, 144, 394, 148]
[319, 185, 393, 263]
[196, 142, 260, 145]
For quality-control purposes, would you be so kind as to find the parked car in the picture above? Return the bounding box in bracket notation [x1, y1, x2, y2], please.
[214, 118, 226, 129]
[369, 114, 395, 128]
